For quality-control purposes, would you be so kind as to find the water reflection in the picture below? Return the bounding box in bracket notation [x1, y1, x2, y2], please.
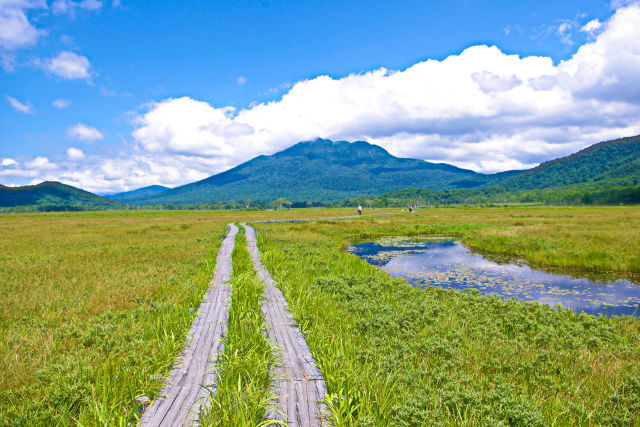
[349, 238, 640, 318]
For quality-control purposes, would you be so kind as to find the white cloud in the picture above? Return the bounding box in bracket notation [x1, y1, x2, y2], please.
[1, 158, 18, 166]
[556, 21, 575, 45]
[472, 71, 522, 93]
[66, 123, 103, 141]
[5, 94, 34, 113]
[128, 5, 640, 177]
[0, 0, 46, 51]
[6, 4, 640, 192]
[237, 76, 247, 85]
[51, 0, 102, 16]
[581, 18, 603, 34]
[26, 156, 57, 170]
[1, 52, 16, 71]
[52, 98, 71, 109]
[66, 147, 84, 160]
[43, 51, 91, 80]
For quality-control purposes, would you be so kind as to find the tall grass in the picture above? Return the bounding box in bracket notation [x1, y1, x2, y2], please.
[199, 226, 274, 426]
[0, 211, 231, 425]
[2, 206, 639, 425]
[0, 208, 369, 425]
[254, 207, 640, 425]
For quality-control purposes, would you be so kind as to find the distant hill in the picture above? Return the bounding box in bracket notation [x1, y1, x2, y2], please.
[0, 181, 121, 211]
[497, 135, 640, 190]
[106, 185, 170, 202]
[132, 139, 518, 204]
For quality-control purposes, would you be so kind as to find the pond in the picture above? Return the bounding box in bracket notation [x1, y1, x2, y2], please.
[349, 237, 640, 318]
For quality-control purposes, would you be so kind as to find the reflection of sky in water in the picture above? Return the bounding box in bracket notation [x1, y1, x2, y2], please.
[350, 239, 640, 318]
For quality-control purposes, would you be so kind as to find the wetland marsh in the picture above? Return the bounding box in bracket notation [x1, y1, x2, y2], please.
[1, 206, 639, 425]
[350, 237, 640, 317]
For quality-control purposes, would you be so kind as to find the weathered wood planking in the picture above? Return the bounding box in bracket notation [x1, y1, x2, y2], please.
[243, 223, 328, 426]
[139, 223, 238, 427]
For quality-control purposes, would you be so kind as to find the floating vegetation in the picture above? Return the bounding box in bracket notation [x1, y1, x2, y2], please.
[351, 239, 640, 317]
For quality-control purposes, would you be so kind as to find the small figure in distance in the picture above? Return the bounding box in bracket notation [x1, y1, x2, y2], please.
[358, 204, 362, 216]
[408, 203, 413, 214]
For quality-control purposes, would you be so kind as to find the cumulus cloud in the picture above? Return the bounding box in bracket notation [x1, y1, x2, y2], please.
[5, 4, 640, 192]
[556, 21, 575, 45]
[472, 71, 522, 93]
[42, 51, 91, 80]
[51, 0, 102, 16]
[581, 18, 603, 34]
[127, 5, 640, 176]
[52, 98, 71, 108]
[1, 158, 18, 166]
[5, 94, 34, 113]
[26, 156, 57, 170]
[0, 0, 46, 51]
[66, 147, 84, 160]
[66, 123, 103, 141]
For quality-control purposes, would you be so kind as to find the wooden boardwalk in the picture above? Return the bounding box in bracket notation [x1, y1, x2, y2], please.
[140, 223, 238, 427]
[243, 224, 327, 426]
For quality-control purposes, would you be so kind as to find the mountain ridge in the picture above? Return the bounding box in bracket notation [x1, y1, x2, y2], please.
[133, 138, 518, 204]
[106, 185, 171, 202]
[497, 135, 640, 190]
[2, 135, 639, 209]
[0, 181, 121, 210]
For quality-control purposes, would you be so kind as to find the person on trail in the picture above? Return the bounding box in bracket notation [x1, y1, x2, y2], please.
[408, 203, 413, 213]
[358, 204, 362, 216]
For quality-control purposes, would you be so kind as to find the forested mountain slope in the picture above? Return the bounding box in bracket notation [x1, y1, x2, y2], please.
[133, 139, 516, 204]
[0, 182, 122, 210]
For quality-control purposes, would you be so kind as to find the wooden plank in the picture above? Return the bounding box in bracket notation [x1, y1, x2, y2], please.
[139, 223, 237, 427]
[243, 224, 328, 426]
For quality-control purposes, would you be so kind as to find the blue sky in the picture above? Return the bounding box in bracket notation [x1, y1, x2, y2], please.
[2, 0, 640, 193]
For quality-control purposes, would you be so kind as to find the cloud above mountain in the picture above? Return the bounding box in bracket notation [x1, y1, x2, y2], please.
[7, 3, 640, 193]
[126, 4, 640, 176]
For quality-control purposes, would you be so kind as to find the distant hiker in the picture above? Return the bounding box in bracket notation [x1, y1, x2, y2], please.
[358, 204, 362, 216]
[408, 203, 413, 213]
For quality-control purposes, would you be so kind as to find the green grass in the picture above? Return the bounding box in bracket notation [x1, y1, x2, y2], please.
[254, 206, 640, 425]
[0, 208, 358, 425]
[199, 225, 274, 426]
[2, 206, 639, 425]
[0, 211, 230, 425]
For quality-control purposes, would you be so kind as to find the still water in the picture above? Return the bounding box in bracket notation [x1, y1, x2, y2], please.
[349, 237, 640, 317]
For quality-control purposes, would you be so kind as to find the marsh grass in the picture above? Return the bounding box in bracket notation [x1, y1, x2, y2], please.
[255, 206, 640, 425]
[0, 208, 367, 425]
[199, 226, 274, 426]
[2, 206, 639, 425]
[0, 211, 233, 425]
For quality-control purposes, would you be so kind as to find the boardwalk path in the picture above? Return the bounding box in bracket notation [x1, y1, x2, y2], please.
[244, 223, 327, 426]
[140, 223, 238, 426]
[140, 213, 400, 425]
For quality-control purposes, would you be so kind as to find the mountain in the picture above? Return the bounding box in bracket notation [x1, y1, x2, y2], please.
[106, 185, 170, 202]
[0, 181, 121, 210]
[497, 135, 640, 190]
[132, 139, 519, 204]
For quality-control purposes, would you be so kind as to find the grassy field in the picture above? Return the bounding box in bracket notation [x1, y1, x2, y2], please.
[0, 208, 358, 425]
[1, 206, 639, 425]
[254, 206, 640, 425]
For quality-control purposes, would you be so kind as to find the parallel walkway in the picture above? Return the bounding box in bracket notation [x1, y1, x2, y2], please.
[141, 213, 393, 425]
[140, 223, 237, 426]
[244, 224, 327, 426]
